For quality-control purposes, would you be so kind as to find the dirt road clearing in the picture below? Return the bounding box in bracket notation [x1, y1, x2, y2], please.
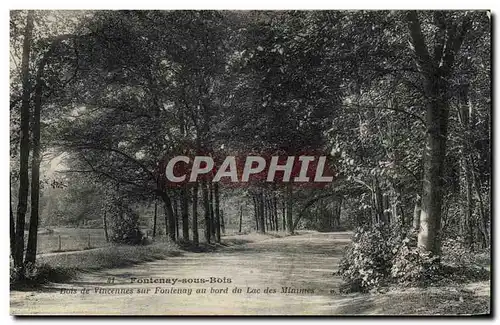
[11, 232, 354, 315]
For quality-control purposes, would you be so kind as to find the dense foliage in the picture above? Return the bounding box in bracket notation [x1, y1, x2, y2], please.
[10, 11, 490, 291]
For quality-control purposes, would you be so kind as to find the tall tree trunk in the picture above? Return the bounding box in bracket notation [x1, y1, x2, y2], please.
[214, 182, 221, 243]
[152, 198, 157, 238]
[173, 195, 179, 240]
[273, 192, 278, 231]
[160, 191, 176, 242]
[383, 194, 390, 224]
[238, 205, 243, 233]
[26, 48, 49, 264]
[418, 84, 449, 254]
[470, 158, 489, 247]
[457, 84, 488, 247]
[258, 191, 265, 233]
[220, 209, 225, 234]
[268, 198, 275, 231]
[263, 193, 268, 231]
[457, 84, 474, 247]
[460, 155, 474, 247]
[282, 200, 286, 231]
[15, 10, 34, 268]
[202, 180, 211, 243]
[335, 197, 343, 230]
[372, 178, 386, 224]
[181, 185, 189, 241]
[406, 10, 470, 255]
[10, 190, 16, 258]
[103, 209, 109, 242]
[192, 182, 199, 245]
[286, 183, 293, 234]
[208, 181, 215, 239]
[252, 195, 259, 231]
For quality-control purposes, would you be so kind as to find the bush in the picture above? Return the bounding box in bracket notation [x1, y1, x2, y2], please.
[109, 205, 145, 245]
[10, 261, 74, 289]
[391, 231, 441, 285]
[338, 225, 489, 293]
[338, 223, 400, 292]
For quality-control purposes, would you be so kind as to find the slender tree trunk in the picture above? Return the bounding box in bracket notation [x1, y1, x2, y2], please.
[202, 180, 211, 243]
[282, 200, 286, 231]
[286, 183, 293, 234]
[173, 195, 179, 240]
[15, 10, 34, 268]
[258, 191, 265, 233]
[273, 193, 278, 231]
[10, 190, 16, 258]
[160, 191, 176, 242]
[335, 197, 343, 229]
[263, 193, 268, 232]
[152, 198, 157, 238]
[181, 185, 189, 241]
[460, 155, 474, 247]
[220, 210, 225, 234]
[458, 85, 488, 247]
[383, 194, 390, 224]
[457, 85, 474, 247]
[26, 51, 48, 264]
[372, 178, 386, 224]
[103, 209, 109, 242]
[163, 205, 169, 239]
[268, 198, 274, 231]
[238, 205, 243, 233]
[192, 182, 199, 245]
[214, 182, 221, 243]
[208, 181, 215, 239]
[252, 195, 259, 231]
[470, 158, 489, 247]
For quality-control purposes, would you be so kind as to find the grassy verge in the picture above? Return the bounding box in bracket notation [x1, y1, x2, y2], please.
[11, 231, 290, 290]
[11, 241, 181, 290]
[38, 241, 181, 271]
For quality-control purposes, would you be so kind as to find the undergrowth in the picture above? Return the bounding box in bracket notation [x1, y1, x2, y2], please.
[338, 224, 490, 293]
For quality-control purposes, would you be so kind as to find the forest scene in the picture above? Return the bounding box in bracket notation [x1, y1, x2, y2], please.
[10, 10, 491, 315]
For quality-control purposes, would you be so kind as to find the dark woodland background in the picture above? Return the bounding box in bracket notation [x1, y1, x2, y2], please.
[10, 11, 490, 295]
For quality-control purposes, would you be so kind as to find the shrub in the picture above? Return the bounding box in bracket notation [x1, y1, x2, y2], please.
[10, 261, 74, 289]
[391, 231, 441, 285]
[338, 223, 399, 292]
[108, 204, 144, 245]
[338, 225, 488, 293]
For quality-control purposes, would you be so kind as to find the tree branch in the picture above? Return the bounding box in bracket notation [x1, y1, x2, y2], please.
[442, 14, 472, 74]
[343, 104, 426, 126]
[406, 11, 434, 74]
[75, 145, 156, 180]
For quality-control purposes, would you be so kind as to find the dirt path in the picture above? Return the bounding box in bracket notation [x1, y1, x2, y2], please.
[10, 231, 490, 315]
[11, 231, 363, 315]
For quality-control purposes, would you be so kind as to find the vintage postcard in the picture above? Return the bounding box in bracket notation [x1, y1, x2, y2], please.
[9, 9, 491, 315]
